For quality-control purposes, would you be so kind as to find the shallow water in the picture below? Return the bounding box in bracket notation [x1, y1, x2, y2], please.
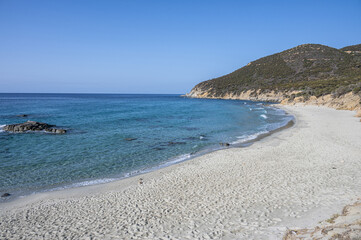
[0, 93, 293, 196]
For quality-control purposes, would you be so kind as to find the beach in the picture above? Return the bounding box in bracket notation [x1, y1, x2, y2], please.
[1, 105, 361, 239]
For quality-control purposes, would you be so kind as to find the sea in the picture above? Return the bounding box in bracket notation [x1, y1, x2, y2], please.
[0, 93, 293, 198]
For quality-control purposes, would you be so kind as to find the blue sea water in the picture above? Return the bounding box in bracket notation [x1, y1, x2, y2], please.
[0, 94, 293, 197]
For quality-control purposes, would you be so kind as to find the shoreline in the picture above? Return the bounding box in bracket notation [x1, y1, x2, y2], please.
[1, 105, 360, 239]
[0, 102, 293, 203]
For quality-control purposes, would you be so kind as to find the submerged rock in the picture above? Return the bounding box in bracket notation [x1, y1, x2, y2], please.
[124, 138, 137, 141]
[1, 193, 11, 197]
[17, 114, 28, 118]
[4, 121, 67, 134]
[219, 142, 230, 147]
[153, 147, 165, 151]
[50, 129, 67, 134]
[167, 141, 186, 146]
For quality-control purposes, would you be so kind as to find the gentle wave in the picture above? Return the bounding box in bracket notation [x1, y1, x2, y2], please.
[260, 114, 268, 119]
[269, 116, 294, 131]
[137, 153, 192, 175]
[46, 154, 193, 192]
[48, 178, 118, 191]
[0, 124, 5, 133]
[232, 113, 293, 145]
[232, 131, 268, 144]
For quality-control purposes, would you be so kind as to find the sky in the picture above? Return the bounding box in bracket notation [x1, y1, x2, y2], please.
[0, 0, 360, 94]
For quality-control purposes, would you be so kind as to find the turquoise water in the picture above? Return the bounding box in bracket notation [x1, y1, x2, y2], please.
[0, 94, 293, 197]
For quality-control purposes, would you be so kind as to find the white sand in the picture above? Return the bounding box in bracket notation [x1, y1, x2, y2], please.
[1, 105, 361, 239]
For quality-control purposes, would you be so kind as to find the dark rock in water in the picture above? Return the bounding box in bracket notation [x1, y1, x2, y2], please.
[167, 141, 186, 146]
[17, 114, 28, 117]
[135, 118, 148, 122]
[219, 142, 230, 147]
[153, 147, 165, 151]
[183, 136, 198, 141]
[184, 127, 199, 131]
[125, 138, 137, 141]
[48, 128, 67, 134]
[1, 193, 11, 197]
[55, 129, 66, 134]
[4, 121, 67, 134]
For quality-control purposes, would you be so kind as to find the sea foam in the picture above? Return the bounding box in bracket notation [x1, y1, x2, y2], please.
[260, 114, 268, 119]
[49, 178, 118, 191]
[232, 131, 268, 144]
[0, 124, 5, 133]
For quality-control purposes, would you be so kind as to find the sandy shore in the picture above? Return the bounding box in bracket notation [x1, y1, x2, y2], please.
[1, 105, 361, 239]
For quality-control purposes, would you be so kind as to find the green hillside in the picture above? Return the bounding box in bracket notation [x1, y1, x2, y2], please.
[191, 44, 361, 99]
[340, 43, 361, 52]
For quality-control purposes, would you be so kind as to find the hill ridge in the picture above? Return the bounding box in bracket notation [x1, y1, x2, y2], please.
[186, 43, 361, 110]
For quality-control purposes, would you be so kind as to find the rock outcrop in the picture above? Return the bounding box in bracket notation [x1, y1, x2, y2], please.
[281, 92, 361, 111]
[3, 121, 67, 134]
[284, 201, 361, 240]
[186, 89, 288, 102]
[186, 88, 361, 111]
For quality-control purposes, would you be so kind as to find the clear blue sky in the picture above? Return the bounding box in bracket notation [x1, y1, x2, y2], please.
[0, 0, 360, 94]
